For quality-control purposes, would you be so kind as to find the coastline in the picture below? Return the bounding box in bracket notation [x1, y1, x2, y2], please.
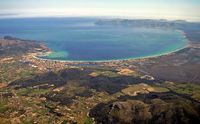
[33, 42, 190, 63]
[1, 28, 190, 63]
[31, 28, 190, 63]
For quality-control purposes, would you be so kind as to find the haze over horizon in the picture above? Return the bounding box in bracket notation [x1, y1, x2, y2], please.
[0, 0, 200, 22]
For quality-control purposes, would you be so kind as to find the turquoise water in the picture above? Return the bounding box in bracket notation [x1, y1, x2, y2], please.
[0, 17, 188, 61]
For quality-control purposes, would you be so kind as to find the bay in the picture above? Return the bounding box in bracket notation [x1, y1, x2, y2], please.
[0, 17, 187, 61]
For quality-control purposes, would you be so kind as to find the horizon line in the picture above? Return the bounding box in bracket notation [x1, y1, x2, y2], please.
[0, 14, 199, 23]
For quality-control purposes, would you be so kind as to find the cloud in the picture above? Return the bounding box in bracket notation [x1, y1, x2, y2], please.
[0, 8, 199, 22]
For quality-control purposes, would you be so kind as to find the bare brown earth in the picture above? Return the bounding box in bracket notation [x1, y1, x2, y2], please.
[135, 45, 200, 83]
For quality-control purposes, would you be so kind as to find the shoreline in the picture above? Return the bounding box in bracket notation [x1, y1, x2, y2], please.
[33, 28, 190, 63]
[2, 29, 190, 63]
[32, 29, 190, 63]
[33, 43, 190, 63]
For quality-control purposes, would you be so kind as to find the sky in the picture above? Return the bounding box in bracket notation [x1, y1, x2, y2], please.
[0, 0, 200, 21]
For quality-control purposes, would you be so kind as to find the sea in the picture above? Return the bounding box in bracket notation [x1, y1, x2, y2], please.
[0, 17, 188, 61]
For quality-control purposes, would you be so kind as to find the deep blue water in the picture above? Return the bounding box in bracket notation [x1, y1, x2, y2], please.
[0, 17, 188, 61]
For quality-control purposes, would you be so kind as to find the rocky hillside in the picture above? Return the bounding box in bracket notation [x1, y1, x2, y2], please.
[90, 93, 200, 124]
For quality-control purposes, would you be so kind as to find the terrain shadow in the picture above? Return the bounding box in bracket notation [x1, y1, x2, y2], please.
[8, 67, 155, 105]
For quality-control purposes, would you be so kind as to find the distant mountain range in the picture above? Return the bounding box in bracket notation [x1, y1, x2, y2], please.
[95, 19, 200, 44]
[95, 19, 197, 28]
